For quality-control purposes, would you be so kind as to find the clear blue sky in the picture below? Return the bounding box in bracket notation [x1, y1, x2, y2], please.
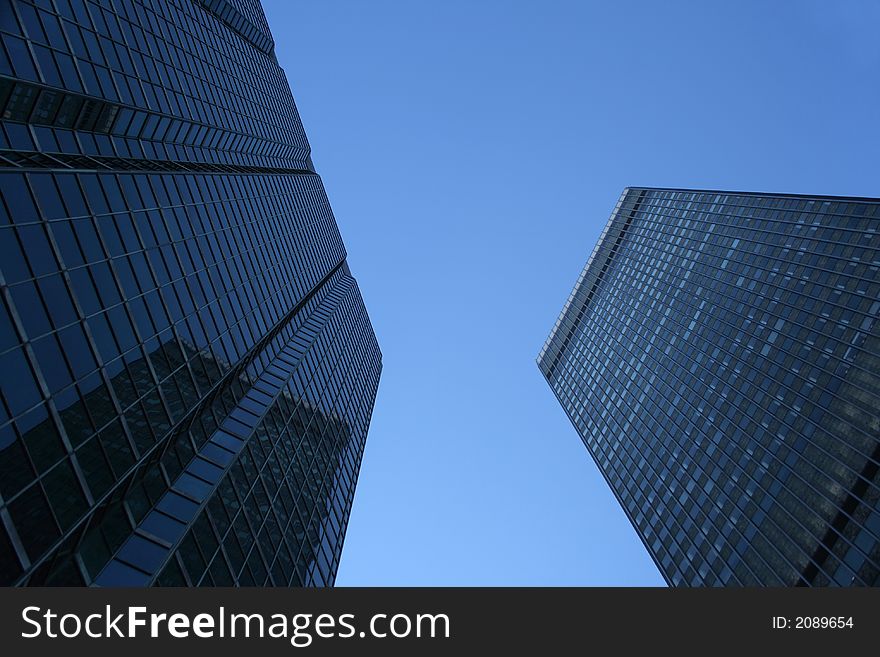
[262, 0, 880, 585]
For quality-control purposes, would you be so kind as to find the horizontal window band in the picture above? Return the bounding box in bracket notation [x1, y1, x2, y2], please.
[0, 148, 316, 175]
[0, 76, 306, 161]
[0, 76, 117, 133]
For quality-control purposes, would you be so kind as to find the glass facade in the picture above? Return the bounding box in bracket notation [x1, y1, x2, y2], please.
[0, 0, 381, 586]
[539, 188, 880, 586]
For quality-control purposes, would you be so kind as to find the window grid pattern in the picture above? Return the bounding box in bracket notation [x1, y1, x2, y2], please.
[0, 0, 382, 587]
[91, 266, 379, 587]
[539, 188, 880, 586]
[0, 0, 311, 169]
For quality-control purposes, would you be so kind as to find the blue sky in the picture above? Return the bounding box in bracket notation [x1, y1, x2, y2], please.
[262, 0, 880, 585]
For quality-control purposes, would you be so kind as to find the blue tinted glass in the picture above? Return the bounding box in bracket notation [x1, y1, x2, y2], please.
[0, 0, 381, 588]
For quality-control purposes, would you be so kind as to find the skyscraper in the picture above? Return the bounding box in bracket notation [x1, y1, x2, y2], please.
[539, 188, 880, 586]
[0, 0, 381, 586]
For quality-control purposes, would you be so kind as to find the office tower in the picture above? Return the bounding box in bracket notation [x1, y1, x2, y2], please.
[0, 0, 381, 587]
[539, 188, 880, 586]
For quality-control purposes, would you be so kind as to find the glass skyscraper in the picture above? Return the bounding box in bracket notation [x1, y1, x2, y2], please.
[0, 0, 381, 586]
[539, 188, 880, 586]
